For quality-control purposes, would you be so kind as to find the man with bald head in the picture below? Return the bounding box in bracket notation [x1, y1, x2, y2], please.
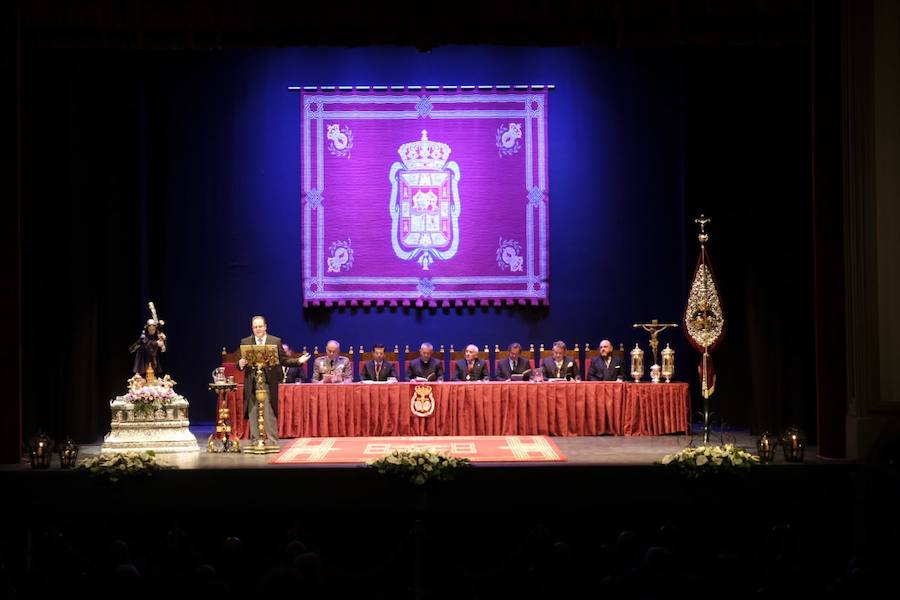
[312, 339, 351, 383]
[588, 339, 625, 381]
[452, 344, 490, 381]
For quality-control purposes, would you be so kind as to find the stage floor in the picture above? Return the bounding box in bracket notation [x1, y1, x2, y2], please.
[57, 424, 826, 470]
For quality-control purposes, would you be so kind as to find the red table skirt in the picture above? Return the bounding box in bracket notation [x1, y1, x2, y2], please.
[225, 382, 689, 438]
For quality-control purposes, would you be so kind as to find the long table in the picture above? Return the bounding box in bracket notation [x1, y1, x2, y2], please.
[224, 381, 690, 438]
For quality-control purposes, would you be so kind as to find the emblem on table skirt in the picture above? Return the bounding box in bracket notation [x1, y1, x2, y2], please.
[410, 385, 435, 418]
[390, 130, 461, 270]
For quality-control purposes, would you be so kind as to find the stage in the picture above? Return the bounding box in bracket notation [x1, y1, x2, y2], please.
[3, 425, 846, 513]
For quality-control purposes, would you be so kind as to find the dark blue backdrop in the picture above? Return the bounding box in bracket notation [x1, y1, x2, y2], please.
[147, 47, 687, 420]
[23, 44, 814, 441]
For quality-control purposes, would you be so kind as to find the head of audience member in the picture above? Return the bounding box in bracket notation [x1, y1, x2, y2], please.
[599, 339, 613, 358]
[420, 342, 434, 362]
[464, 344, 478, 362]
[552, 341, 567, 362]
[251, 316, 267, 339]
[373, 344, 385, 363]
[325, 340, 340, 361]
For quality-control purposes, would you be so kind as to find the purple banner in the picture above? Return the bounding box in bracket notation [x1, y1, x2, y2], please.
[300, 88, 549, 307]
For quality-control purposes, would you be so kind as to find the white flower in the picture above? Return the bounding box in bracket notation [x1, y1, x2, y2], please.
[695, 455, 708, 466]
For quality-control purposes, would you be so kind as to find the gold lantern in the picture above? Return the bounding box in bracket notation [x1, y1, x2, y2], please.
[756, 432, 777, 463]
[29, 432, 52, 469]
[630, 344, 644, 383]
[58, 437, 79, 468]
[781, 427, 805, 462]
[661, 343, 675, 383]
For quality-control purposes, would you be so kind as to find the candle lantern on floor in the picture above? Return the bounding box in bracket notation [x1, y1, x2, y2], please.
[630, 344, 644, 383]
[29, 432, 52, 469]
[58, 437, 79, 468]
[781, 426, 805, 462]
[757, 432, 777, 463]
[661, 344, 675, 383]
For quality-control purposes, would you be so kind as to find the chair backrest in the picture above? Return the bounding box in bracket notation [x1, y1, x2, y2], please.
[583, 342, 601, 380]
[356, 345, 401, 380]
[404, 344, 445, 380]
[221, 346, 244, 384]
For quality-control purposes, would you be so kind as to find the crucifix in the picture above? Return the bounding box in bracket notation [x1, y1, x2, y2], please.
[632, 319, 678, 366]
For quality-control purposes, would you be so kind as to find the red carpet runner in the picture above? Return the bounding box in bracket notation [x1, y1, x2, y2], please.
[269, 436, 566, 465]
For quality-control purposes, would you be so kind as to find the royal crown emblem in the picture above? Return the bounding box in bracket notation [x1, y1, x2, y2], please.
[390, 129, 461, 271]
[410, 384, 435, 418]
[398, 129, 452, 170]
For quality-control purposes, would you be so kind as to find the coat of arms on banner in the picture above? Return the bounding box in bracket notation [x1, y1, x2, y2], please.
[390, 130, 461, 270]
[410, 385, 436, 417]
[301, 89, 550, 307]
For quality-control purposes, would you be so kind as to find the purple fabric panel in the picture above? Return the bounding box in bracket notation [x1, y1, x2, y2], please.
[300, 89, 549, 306]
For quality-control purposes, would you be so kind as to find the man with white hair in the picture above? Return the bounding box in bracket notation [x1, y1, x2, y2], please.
[312, 339, 351, 383]
[540, 340, 579, 381]
[452, 344, 490, 381]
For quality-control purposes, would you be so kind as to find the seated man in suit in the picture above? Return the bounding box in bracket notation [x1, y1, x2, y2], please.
[408, 342, 443, 381]
[361, 343, 396, 381]
[282, 343, 304, 383]
[312, 339, 351, 383]
[587, 339, 625, 381]
[452, 344, 490, 381]
[496, 342, 532, 381]
[540, 340, 580, 381]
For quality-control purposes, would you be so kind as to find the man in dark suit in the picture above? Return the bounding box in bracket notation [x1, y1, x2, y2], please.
[496, 342, 532, 381]
[540, 340, 579, 381]
[282, 343, 304, 383]
[407, 342, 444, 381]
[452, 344, 490, 381]
[588, 339, 625, 381]
[237, 316, 309, 443]
[361, 343, 397, 381]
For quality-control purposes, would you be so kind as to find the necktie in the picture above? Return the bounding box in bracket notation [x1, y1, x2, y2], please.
[256, 338, 263, 345]
[467, 361, 473, 380]
[375, 363, 381, 380]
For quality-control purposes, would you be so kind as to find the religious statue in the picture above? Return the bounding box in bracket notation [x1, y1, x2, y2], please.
[129, 301, 167, 378]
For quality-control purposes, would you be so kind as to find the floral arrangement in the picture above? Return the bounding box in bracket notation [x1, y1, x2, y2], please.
[77, 451, 174, 483]
[659, 444, 759, 478]
[124, 385, 183, 417]
[369, 448, 470, 485]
